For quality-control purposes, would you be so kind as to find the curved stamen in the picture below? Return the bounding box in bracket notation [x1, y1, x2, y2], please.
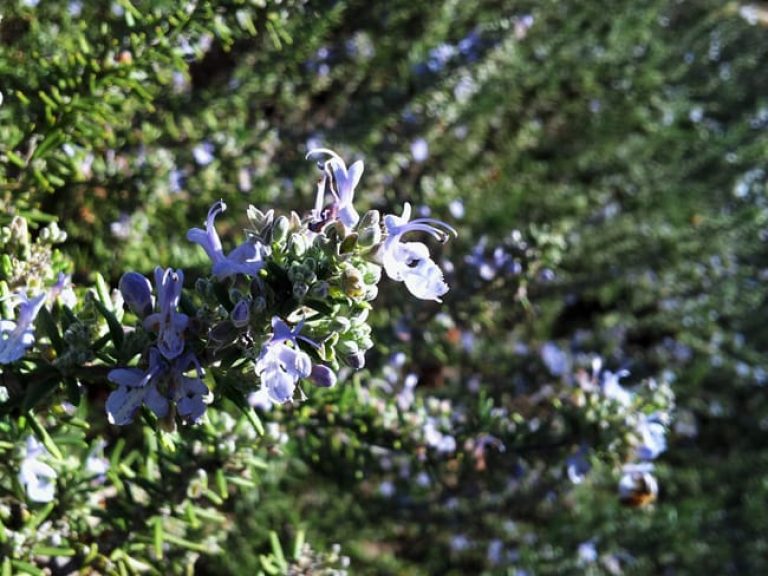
[394, 222, 450, 242]
[306, 148, 343, 162]
[409, 218, 458, 237]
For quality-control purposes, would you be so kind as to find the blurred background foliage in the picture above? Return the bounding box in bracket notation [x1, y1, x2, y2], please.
[2, 0, 768, 574]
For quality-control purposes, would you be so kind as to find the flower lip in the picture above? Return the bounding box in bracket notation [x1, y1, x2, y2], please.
[0, 291, 47, 365]
[379, 202, 456, 302]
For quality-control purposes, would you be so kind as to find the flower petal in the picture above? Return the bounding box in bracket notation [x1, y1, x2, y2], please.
[106, 386, 146, 425]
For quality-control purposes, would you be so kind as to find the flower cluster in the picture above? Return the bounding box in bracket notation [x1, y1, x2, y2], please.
[572, 356, 672, 505]
[107, 267, 210, 425]
[104, 147, 456, 426]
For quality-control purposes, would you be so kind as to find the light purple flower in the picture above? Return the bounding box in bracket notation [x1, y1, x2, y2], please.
[187, 200, 267, 280]
[0, 292, 46, 364]
[255, 317, 319, 403]
[381, 202, 456, 301]
[306, 148, 364, 228]
[18, 436, 57, 503]
[175, 354, 209, 423]
[106, 349, 209, 425]
[143, 268, 189, 360]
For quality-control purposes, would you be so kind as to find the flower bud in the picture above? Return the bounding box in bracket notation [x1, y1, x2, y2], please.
[292, 282, 309, 300]
[195, 277, 210, 296]
[247, 206, 274, 234]
[119, 272, 154, 318]
[329, 317, 351, 333]
[290, 234, 307, 257]
[358, 210, 382, 248]
[310, 364, 337, 388]
[336, 339, 359, 356]
[308, 281, 329, 299]
[339, 233, 358, 254]
[364, 285, 379, 301]
[231, 299, 251, 328]
[272, 215, 290, 243]
[342, 267, 364, 299]
[344, 351, 366, 370]
[10, 216, 29, 245]
[210, 320, 238, 344]
[1, 254, 12, 278]
[251, 296, 267, 315]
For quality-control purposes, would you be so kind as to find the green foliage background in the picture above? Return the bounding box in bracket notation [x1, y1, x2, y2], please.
[2, 0, 767, 574]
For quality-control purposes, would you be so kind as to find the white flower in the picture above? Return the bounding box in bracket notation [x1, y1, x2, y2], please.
[381, 203, 456, 301]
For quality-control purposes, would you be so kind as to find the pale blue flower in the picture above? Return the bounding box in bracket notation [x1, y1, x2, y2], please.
[306, 148, 364, 228]
[187, 200, 266, 280]
[578, 541, 598, 565]
[635, 413, 667, 461]
[566, 447, 591, 484]
[48, 273, 77, 308]
[601, 368, 633, 407]
[541, 341, 569, 376]
[192, 142, 215, 166]
[396, 373, 418, 411]
[378, 480, 395, 498]
[0, 292, 46, 364]
[423, 417, 456, 454]
[85, 439, 110, 483]
[247, 386, 274, 411]
[18, 436, 56, 503]
[143, 268, 189, 360]
[255, 317, 318, 403]
[410, 138, 429, 163]
[381, 202, 456, 301]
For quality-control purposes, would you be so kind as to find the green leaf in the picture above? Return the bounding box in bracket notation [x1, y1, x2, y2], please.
[269, 531, 287, 570]
[32, 129, 65, 160]
[23, 377, 59, 412]
[30, 546, 76, 557]
[5, 150, 26, 168]
[93, 298, 125, 351]
[304, 298, 334, 316]
[152, 517, 164, 560]
[26, 413, 63, 460]
[36, 306, 64, 354]
[10, 561, 44, 576]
